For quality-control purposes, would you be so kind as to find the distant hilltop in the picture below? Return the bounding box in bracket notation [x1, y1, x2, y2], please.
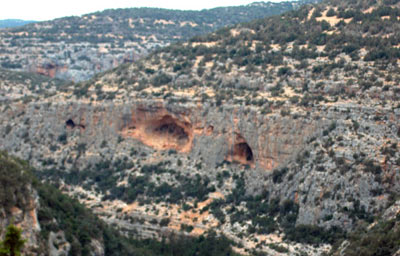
[0, 0, 319, 81]
[0, 19, 36, 29]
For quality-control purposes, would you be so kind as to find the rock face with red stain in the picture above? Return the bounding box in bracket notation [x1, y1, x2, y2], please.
[4, 100, 317, 172]
[34, 63, 68, 78]
[121, 108, 194, 153]
[1, 98, 400, 242]
[0, 184, 42, 255]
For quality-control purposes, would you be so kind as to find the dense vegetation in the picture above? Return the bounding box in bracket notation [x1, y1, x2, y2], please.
[0, 151, 34, 213]
[6, 0, 318, 44]
[38, 183, 239, 256]
[83, 0, 400, 108]
[342, 215, 400, 256]
[0, 151, 240, 255]
[37, 158, 346, 246]
[0, 224, 25, 256]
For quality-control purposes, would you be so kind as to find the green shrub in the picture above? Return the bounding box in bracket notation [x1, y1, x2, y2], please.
[152, 73, 172, 86]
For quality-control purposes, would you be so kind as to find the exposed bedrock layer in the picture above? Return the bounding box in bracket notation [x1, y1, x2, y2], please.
[0, 186, 41, 254]
[121, 108, 193, 153]
[0, 100, 321, 171]
[118, 102, 319, 170]
[3, 100, 399, 235]
[34, 63, 69, 78]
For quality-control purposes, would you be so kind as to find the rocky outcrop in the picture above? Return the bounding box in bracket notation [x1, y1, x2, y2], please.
[0, 151, 114, 256]
[0, 186, 41, 254]
[2, 0, 400, 253]
[1, 91, 400, 255]
[34, 63, 69, 79]
[0, 100, 319, 172]
[48, 231, 70, 256]
[89, 239, 105, 256]
[2, 97, 399, 233]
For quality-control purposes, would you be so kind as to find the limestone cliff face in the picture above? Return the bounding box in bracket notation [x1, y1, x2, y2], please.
[27, 54, 136, 82]
[0, 185, 41, 254]
[1, 98, 400, 254]
[0, 185, 74, 256]
[119, 101, 320, 170]
[0, 151, 111, 256]
[0, 100, 320, 172]
[33, 63, 69, 79]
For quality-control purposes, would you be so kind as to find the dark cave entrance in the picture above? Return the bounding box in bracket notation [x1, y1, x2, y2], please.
[233, 142, 254, 165]
[233, 142, 254, 163]
[66, 119, 85, 129]
[66, 119, 76, 128]
[153, 117, 189, 143]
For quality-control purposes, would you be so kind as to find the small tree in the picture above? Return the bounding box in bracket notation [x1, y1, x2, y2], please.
[0, 224, 26, 256]
[326, 8, 336, 17]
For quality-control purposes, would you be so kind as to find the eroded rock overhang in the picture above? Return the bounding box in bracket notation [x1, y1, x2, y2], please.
[115, 101, 318, 170]
[3, 100, 319, 171]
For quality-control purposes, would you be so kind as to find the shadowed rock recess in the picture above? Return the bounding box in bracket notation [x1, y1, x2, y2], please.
[122, 112, 193, 152]
[2, 101, 312, 170]
[233, 142, 254, 165]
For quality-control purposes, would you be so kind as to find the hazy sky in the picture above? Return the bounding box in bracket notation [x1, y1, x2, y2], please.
[2, 0, 286, 21]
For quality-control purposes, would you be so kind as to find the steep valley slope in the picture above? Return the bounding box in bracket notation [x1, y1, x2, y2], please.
[1, 0, 400, 255]
[0, 150, 241, 256]
[0, 0, 317, 82]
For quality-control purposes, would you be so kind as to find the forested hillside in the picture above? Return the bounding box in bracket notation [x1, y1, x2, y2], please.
[0, 0, 317, 81]
[0, 151, 240, 255]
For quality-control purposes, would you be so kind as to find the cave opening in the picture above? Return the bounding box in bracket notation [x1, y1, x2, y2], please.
[66, 119, 75, 128]
[233, 142, 254, 165]
[66, 119, 85, 129]
[154, 121, 189, 143]
[121, 113, 193, 152]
